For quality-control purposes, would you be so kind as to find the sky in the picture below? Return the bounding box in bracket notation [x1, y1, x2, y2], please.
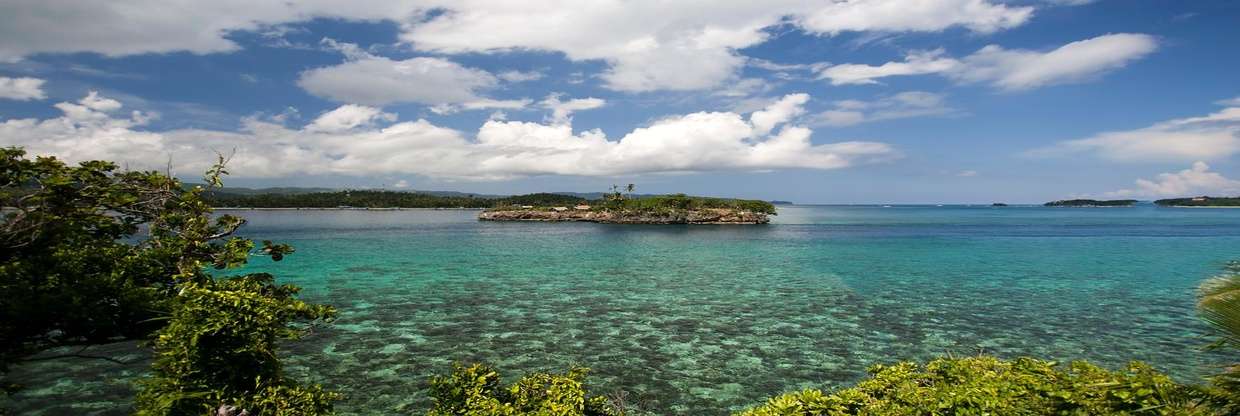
[1, 0, 1238, 204]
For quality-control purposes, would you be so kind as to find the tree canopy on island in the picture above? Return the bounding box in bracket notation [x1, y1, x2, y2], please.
[1156, 197, 1240, 207]
[1044, 199, 1137, 207]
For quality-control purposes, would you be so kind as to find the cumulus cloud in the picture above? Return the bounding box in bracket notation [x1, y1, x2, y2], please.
[0, 1, 1034, 92]
[540, 95, 606, 124]
[818, 34, 1158, 90]
[750, 93, 809, 135]
[0, 1, 423, 62]
[1105, 162, 1240, 198]
[403, 0, 1032, 92]
[1031, 101, 1240, 162]
[3, 92, 896, 180]
[305, 105, 396, 133]
[815, 91, 958, 126]
[796, 0, 1031, 35]
[0, 76, 46, 100]
[298, 51, 499, 106]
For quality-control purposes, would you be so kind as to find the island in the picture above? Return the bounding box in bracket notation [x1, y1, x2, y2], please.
[991, 203, 1009, 207]
[1044, 199, 1137, 207]
[479, 194, 775, 224]
[1154, 196, 1240, 207]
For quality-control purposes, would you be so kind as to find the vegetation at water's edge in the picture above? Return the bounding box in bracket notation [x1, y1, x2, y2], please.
[202, 188, 774, 214]
[488, 193, 778, 215]
[1156, 197, 1240, 207]
[204, 189, 588, 209]
[1, 147, 337, 414]
[1044, 199, 1138, 207]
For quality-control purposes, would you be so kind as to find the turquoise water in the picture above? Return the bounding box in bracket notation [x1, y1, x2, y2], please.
[6, 205, 1240, 415]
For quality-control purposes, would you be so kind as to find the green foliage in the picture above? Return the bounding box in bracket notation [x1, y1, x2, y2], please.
[0, 147, 193, 366]
[1197, 261, 1240, 412]
[736, 356, 1206, 416]
[134, 273, 338, 415]
[499, 193, 588, 207]
[1157, 197, 1240, 207]
[1044, 199, 1138, 207]
[207, 190, 597, 210]
[427, 363, 620, 416]
[1, 146, 336, 414]
[602, 194, 777, 215]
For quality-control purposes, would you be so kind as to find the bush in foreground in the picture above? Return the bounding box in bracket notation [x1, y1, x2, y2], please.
[427, 363, 620, 416]
[134, 274, 338, 415]
[736, 356, 1206, 416]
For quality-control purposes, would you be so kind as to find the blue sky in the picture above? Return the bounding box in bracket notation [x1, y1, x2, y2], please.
[1, 0, 1238, 203]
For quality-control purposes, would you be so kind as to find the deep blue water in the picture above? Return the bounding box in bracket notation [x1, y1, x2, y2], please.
[6, 205, 1240, 415]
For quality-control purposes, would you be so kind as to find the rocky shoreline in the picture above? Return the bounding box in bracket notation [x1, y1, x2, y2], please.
[478, 208, 770, 224]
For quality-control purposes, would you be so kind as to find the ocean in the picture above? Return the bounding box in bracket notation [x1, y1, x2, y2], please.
[7, 204, 1240, 415]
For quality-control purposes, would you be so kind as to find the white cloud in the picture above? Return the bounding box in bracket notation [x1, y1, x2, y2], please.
[0, 1, 1034, 92]
[818, 34, 1158, 90]
[305, 105, 396, 133]
[1105, 162, 1240, 198]
[429, 99, 534, 115]
[815, 91, 957, 126]
[0, 1, 428, 62]
[956, 170, 979, 177]
[298, 54, 499, 106]
[796, 0, 1031, 35]
[403, 0, 1033, 92]
[0, 76, 46, 100]
[497, 70, 544, 82]
[3, 92, 895, 180]
[819, 49, 959, 86]
[1217, 96, 1240, 107]
[750, 93, 809, 135]
[540, 95, 606, 124]
[713, 78, 775, 98]
[952, 33, 1158, 90]
[1032, 102, 1240, 162]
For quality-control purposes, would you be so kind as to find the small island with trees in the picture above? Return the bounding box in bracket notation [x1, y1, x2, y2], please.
[480, 185, 776, 224]
[1044, 199, 1138, 207]
[1155, 196, 1240, 207]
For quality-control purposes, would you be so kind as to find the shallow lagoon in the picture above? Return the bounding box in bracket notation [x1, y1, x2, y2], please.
[7, 205, 1240, 415]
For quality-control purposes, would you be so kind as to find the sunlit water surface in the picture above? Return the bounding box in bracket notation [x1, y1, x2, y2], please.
[6, 205, 1240, 415]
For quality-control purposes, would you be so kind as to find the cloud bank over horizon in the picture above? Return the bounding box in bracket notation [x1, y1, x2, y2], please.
[2, 92, 895, 180]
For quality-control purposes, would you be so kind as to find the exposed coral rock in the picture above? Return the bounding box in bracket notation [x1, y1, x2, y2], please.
[478, 208, 768, 224]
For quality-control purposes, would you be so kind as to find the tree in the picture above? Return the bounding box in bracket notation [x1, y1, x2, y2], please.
[1198, 261, 1240, 411]
[0, 147, 336, 414]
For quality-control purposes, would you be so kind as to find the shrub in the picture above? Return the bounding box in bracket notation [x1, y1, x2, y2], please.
[736, 356, 1207, 416]
[427, 363, 620, 416]
[135, 273, 338, 415]
[1, 147, 337, 414]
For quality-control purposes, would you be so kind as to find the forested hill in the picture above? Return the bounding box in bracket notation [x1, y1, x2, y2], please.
[203, 190, 587, 208]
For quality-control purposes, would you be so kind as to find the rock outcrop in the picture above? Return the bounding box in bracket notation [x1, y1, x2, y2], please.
[478, 208, 769, 224]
